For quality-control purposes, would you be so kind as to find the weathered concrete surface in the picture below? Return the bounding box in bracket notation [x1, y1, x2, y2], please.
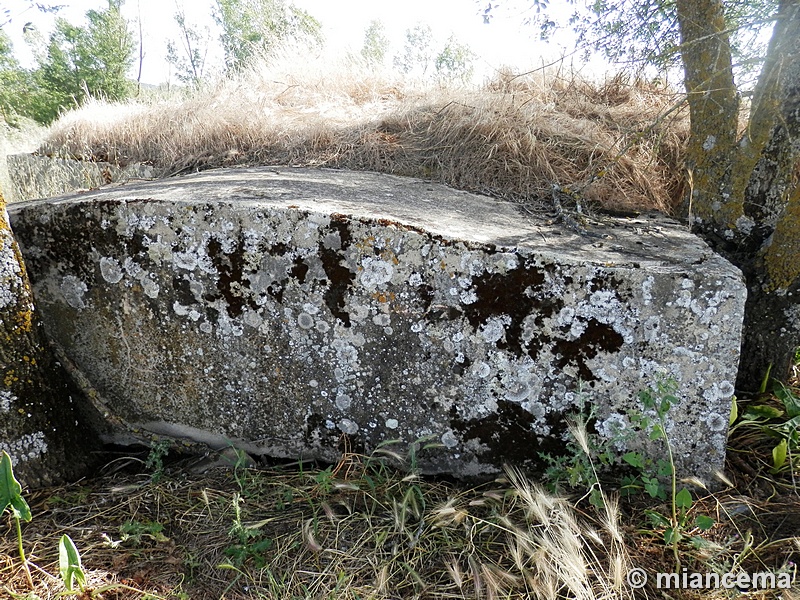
[1, 202, 103, 488]
[6, 153, 158, 203]
[7, 167, 746, 482]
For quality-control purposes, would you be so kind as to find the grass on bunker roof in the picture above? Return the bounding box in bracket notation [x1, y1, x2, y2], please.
[35, 54, 689, 217]
[3, 375, 800, 600]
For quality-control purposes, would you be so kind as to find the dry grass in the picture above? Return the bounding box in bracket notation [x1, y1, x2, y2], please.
[2, 451, 634, 600]
[1, 116, 47, 203]
[2, 433, 799, 600]
[38, 56, 689, 215]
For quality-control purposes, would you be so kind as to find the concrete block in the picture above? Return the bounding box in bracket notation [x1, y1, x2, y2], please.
[7, 167, 746, 482]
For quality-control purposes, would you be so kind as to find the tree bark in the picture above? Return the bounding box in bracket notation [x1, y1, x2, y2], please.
[738, 166, 800, 390]
[675, 0, 741, 230]
[0, 192, 100, 488]
[731, 0, 798, 229]
[735, 0, 800, 390]
[675, 0, 800, 390]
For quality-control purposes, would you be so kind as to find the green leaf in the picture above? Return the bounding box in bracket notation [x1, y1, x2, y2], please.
[775, 384, 800, 418]
[59, 534, 86, 592]
[645, 509, 670, 528]
[744, 405, 783, 419]
[589, 487, 605, 509]
[638, 390, 655, 409]
[759, 364, 772, 394]
[664, 527, 682, 545]
[657, 459, 674, 477]
[644, 478, 662, 498]
[622, 452, 644, 468]
[772, 439, 788, 473]
[695, 514, 715, 531]
[778, 415, 800, 435]
[675, 487, 693, 509]
[729, 397, 738, 425]
[0, 451, 31, 522]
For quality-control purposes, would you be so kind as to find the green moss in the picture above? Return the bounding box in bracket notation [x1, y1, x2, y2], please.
[764, 187, 800, 292]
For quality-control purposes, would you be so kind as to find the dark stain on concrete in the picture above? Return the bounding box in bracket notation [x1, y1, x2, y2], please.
[463, 262, 548, 355]
[171, 275, 195, 307]
[449, 399, 566, 466]
[304, 413, 339, 446]
[270, 242, 290, 256]
[206, 236, 250, 318]
[266, 283, 284, 303]
[290, 257, 309, 284]
[319, 216, 355, 327]
[428, 305, 463, 321]
[553, 318, 625, 381]
[418, 283, 435, 311]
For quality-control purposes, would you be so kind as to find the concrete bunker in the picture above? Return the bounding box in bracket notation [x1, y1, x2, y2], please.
[7, 167, 746, 482]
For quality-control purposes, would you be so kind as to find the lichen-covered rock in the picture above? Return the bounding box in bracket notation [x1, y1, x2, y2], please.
[1, 194, 101, 488]
[8, 167, 746, 483]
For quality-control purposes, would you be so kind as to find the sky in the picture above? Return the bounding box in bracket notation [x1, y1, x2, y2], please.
[3, 0, 600, 85]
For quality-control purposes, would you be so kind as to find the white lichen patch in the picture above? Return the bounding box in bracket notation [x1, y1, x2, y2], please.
[702, 411, 728, 432]
[480, 316, 508, 343]
[735, 215, 755, 235]
[641, 275, 655, 305]
[0, 390, 16, 412]
[0, 431, 48, 464]
[503, 379, 530, 402]
[360, 257, 394, 290]
[441, 430, 459, 448]
[123, 257, 142, 278]
[372, 313, 391, 327]
[338, 418, 359, 435]
[99, 257, 124, 284]
[335, 393, 352, 410]
[140, 275, 159, 298]
[174, 251, 199, 271]
[0, 230, 23, 309]
[60, 275, 88, 309]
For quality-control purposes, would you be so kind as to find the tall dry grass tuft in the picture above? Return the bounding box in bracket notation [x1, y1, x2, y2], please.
[503, 465, 632, 600]
[40, 54, 688, 214]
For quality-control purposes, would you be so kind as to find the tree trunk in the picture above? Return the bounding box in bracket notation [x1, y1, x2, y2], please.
[738, 169, 800, 390]
[674, 0, 741, 230]
[676, 0, 800, 391]
[0, 192, 100, 488]
[736, 0, 800, 390]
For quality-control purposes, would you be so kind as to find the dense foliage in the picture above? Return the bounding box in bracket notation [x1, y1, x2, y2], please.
[213, 0, 323, 73]
[0, 1, 135, 125]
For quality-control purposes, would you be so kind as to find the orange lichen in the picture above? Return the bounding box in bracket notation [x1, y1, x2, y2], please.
[15, 309, 33, 333]
[4, 370, 19, 387]
[372, 291, 396, 303]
